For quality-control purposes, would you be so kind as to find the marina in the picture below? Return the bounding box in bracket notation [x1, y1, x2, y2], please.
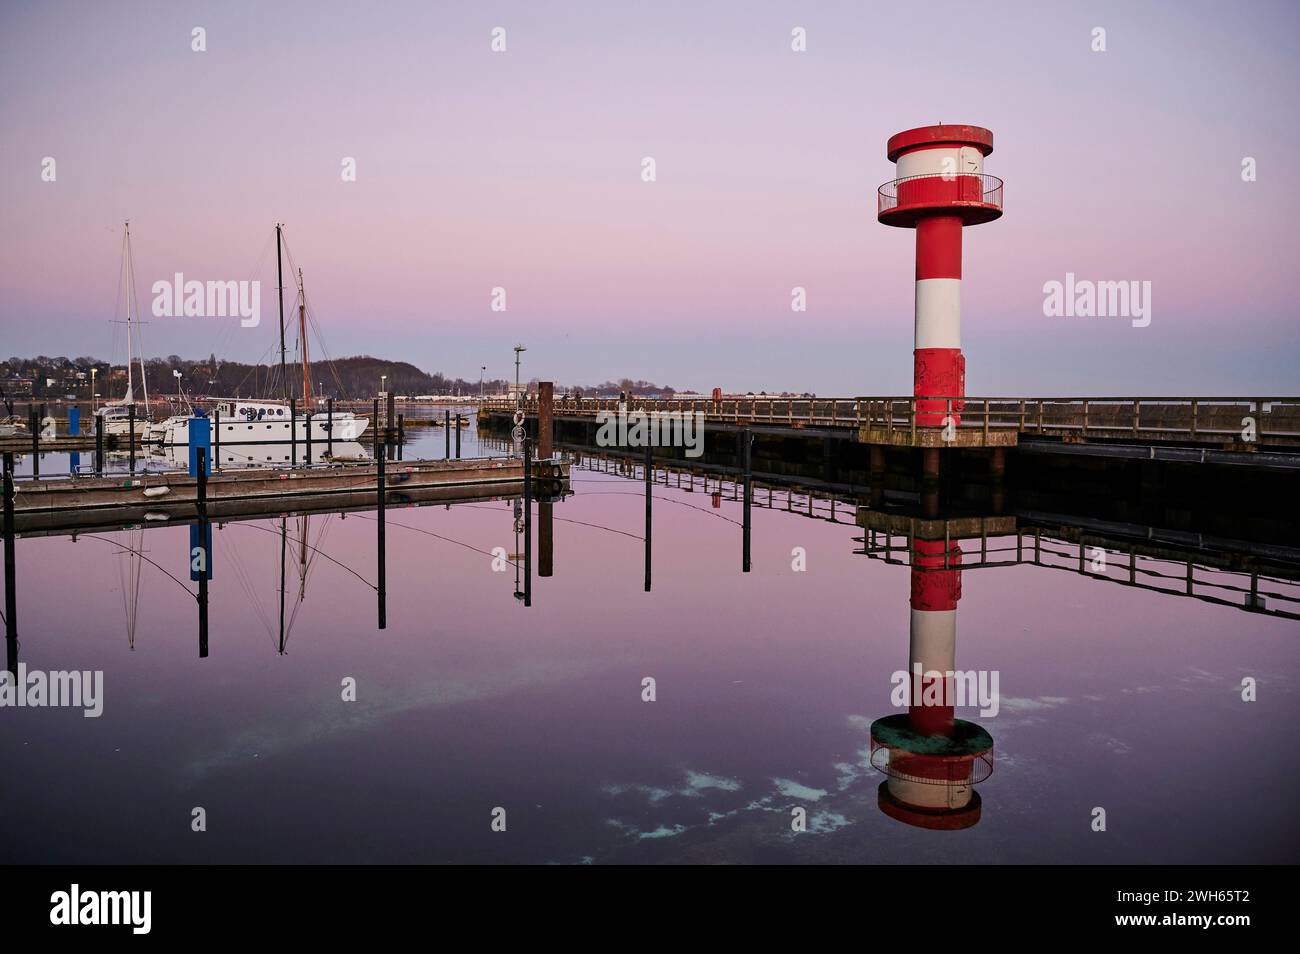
[2, 0, 1297, 909]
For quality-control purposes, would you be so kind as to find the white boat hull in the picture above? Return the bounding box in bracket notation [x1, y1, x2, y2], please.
[158, 414, 367, 447]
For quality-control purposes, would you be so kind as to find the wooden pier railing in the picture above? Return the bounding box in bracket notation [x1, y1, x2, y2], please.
[485, 396, 1300, 448]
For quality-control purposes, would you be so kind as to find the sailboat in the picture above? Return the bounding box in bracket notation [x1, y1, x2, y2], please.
[96, 221, 152, 436]
[154, 224, 368, 454]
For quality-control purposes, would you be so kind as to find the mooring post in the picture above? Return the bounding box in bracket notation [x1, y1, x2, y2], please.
[213, 407, 221, 471]
[372, 399, 379, 454]
[538, 381, 553, 460]
[29, 406, 39, 479]
[539, 499, 554, 578]
[94, 412, 104, 475]
[326, 397, 334, 457]
[742, 428, 752, 573]
[3, 452, 16, 645]
[455, 414, 461, 458]
[445, 409, 451, 459]
[396, 413, 404, 461]
[989, 446, 1005, 479]
[645, 442, 653, 591]
[305, 410, 313, 466]
[196, 446, 209, 658]
[127, 404, 135, 475]
[523, 437, 532, 607]
[922, 447, 941, 481]
[290, 398, 297, 467]
[377, 442, 387, 630]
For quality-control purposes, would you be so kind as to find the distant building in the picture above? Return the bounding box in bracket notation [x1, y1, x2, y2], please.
[2, 377, 34, 399]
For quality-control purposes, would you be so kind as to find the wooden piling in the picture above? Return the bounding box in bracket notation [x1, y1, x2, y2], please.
[742, 428, 752, 573]
[3, 452, 15, 644]
[538, 381, 554, 460]
[377, 443, 387, 629]
[197, 446, 209, 658]
[644, 441, 652, 592]
[523, 438, 532, 607]
[30, 407, 39, 479]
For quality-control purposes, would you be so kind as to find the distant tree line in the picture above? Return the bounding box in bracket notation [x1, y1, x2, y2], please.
[2, 355, 678, 401]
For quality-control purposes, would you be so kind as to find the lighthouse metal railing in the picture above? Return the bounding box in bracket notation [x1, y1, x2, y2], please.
[877, 172, 1004, 217]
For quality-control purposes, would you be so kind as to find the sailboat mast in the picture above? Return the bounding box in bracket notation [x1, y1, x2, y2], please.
[276, 224, 288, 403]
[123, 221, 135, 403]
[121, 221, 150, 410]
[298, 268, 311, 405]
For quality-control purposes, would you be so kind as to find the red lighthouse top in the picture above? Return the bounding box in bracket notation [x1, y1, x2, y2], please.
[878, 123, 1002, 228]
[886, 124, 994, 162]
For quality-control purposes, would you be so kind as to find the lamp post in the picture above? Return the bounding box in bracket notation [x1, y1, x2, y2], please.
[513, 345, 526, 406]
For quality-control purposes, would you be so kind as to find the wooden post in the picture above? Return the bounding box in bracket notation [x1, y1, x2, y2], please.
[3, 453, 15, 645]
[538, 381, 553, 460]
[327, 397, 334, 457]
[305, 410, 313, 466]
[214, 407, 221, 470]
[377, 443, 386, 629]
[742, 428, 752, 573]
[397, 413, 404, 461]
[94, 413, 104, 475]
[539, 499, 554, 578]
[196, 446, 209, 658]
[523, 438, 533, 607]
[29, 407, 39, 479]
[445, 409, 451, 458]
[644, 441, 652, 592]
[290, 397, 298, 466]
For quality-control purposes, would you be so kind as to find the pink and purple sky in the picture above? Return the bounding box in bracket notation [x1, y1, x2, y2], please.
[1, 0, 1297, 394]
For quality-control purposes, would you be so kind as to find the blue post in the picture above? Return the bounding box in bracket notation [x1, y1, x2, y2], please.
[188, 412, 212, 477]
[68, 406, 80, 436]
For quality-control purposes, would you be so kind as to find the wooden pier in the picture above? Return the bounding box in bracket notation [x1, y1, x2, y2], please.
[484, 395, 1300, 454]
[6, 455, 568, 534]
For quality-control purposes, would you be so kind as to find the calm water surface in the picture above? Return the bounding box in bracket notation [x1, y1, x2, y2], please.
[2, 415, 1297, 863]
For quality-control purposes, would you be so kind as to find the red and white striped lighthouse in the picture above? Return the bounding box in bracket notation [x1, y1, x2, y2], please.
[878, 125, 1002, 426]
[869, 531, 993, 830]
